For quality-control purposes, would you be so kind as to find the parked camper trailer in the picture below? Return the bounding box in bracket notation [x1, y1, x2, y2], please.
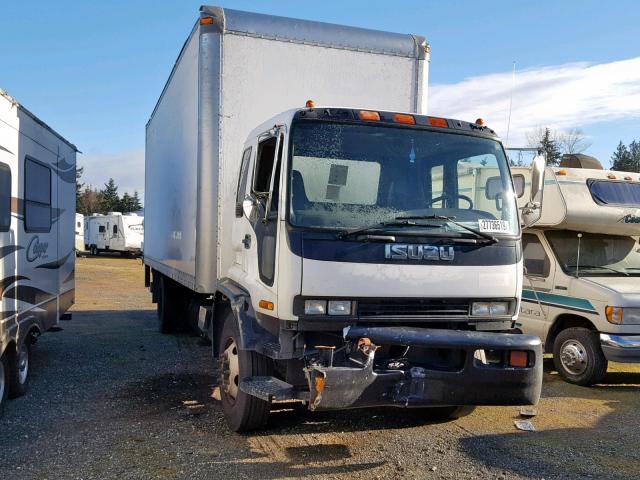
[0, 89, 77, 412]
[85, 212, 144, 256]
[144, 6, 545, 431]
[514, 154, 640, 385]
[75, 213, 85, 253]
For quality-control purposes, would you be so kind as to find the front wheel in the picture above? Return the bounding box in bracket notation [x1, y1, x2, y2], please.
[8, 336, 32, 398]
[218, 310, 273, 432]
[553, 328, 607, 386]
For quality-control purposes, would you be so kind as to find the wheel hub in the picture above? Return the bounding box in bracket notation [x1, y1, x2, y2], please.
[560, 340, 588, 375]
[222, 339, 239, 400]
[18, 343, 29, 385]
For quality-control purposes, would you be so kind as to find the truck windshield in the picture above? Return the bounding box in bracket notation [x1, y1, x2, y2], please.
[288, 121, 518, 236]
[546, 231, 640, 276]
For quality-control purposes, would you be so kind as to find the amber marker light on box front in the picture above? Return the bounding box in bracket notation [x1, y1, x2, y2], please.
[200, 16, 214, 25]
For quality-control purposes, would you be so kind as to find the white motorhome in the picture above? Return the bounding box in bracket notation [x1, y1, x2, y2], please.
[144, 6, 545, 431]
[514, 154, 640, 385]
[75, 213, 85, 253]
[0, 89, 77, 412]
[85, 212, 144, 256]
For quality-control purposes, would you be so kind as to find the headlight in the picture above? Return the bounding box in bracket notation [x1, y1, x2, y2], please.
[605, 306, 640, 325]
[328, 300, 352, 316]
[472, 301, 511, 316]
[304, 300, 326, 315]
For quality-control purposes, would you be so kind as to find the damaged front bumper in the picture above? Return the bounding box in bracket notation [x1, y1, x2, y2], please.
[305, 326, 543, 410]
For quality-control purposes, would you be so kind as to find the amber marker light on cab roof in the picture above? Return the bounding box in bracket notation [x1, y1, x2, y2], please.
[556, 169, 567, 175]
[393, 113, 415, 125]
[359, 110, 381, 121]
[607, 173, 617, 179]
[475, 118, 485, 126]
[305, 99, 315, 108]
[200, 16, 215, 25]
[428, 117, 449, 128]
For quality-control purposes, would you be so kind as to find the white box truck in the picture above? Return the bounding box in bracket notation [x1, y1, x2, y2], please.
[84, 212, 144, 256]
[513, 153, 640, 385]
[0, 89, 77, 413]
[144, 6, 544, 431]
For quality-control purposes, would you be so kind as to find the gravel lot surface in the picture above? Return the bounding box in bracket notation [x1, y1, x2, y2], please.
[1, 256, 639, 479]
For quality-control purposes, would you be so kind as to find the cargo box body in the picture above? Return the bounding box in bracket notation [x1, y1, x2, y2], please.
[144, 6, 429, 293]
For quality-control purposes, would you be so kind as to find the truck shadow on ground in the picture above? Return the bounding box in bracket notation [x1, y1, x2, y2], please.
[458, 367, 640, 479]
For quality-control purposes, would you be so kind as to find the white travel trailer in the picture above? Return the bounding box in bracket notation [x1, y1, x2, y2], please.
[75, 213, 84, 253]
[514, 154, 640, 385]
[145, 6, 545, 431]
[84, 212, 144, 256]
[0, 89, 77, 412]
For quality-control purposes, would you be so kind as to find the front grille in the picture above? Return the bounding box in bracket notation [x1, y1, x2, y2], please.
[357, 298, 470, 320]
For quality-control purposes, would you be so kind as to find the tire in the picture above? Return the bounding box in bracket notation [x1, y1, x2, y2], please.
[218, 310, 273, 432]
[90, 245, 98, 256]
[157, 275, 180, 334]
[8, 336, 32, 398]
[0, 353, 9, 416]
[553, 327, 608, 386]
[422, 405, 476, 421]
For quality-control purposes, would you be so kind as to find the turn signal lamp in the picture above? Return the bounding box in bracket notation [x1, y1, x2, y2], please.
[556, 169, 567, 176]
[359, 110, 381, 121]
[305, 99, 315, 108]
[428, 117, 449, 128]
[475, 118, 485, 126]
[605, 306, 624, 324]
[393, 113, 416, 125]
[509, 351, 529, 368]
[200, 16, 215, 25]
[259, 299, 274, 311]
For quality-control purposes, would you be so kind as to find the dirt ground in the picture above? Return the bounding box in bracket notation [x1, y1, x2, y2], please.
[1, 256, 640, 479]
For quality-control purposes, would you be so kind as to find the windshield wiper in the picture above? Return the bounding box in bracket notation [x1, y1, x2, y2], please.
[395, 215, 498, 244]
[566, 264, 629, 276]
[337, 218, 440, 239]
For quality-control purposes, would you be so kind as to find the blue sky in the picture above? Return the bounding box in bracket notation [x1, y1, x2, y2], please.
[2, 0, 639, 195]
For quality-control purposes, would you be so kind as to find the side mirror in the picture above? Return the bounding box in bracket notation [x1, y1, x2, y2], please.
[242, 195, 259, 222]
[522, 155, 546, 227]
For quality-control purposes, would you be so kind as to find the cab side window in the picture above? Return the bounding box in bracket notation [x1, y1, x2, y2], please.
[523, 233, 550, 277]
[0, 162, 10, 232]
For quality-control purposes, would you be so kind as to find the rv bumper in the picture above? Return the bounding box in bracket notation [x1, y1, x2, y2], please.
[305, 327, 543, 410]
[600, 334, 640, 363]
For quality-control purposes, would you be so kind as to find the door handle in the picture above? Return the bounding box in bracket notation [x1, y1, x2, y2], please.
[242, 234, 251, 249]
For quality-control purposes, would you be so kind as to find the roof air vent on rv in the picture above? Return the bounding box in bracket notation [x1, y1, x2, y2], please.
[559, 154, 603, 170]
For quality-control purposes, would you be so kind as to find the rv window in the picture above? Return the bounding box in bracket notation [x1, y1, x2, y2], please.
[589, 180, 640, 207]
[253, 137, 277, 194]
[24, 157, 51, 233]
[0, 162, 10, 232]
[99, 226, 106, 233]
[235, 147, 252, 217]
[522, 233, 550, 277]
[0, 163, 11, 232]
[113, 225, 118, 235]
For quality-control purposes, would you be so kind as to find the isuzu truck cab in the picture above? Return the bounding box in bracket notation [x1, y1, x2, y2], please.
[144, 6, 544, 431]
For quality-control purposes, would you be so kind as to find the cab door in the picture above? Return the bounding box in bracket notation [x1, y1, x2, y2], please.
[521, 231, 556, 341]
[235, 129, 284, 316]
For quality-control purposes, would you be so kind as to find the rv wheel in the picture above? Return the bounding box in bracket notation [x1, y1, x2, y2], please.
[218, 310, 272, 432]
[8, 336, 32, 398]
[553, 328, 608, 386]
[0, 353, 8, 414]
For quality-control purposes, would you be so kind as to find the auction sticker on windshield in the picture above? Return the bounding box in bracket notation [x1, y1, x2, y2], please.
[478, 219, 510, 233]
